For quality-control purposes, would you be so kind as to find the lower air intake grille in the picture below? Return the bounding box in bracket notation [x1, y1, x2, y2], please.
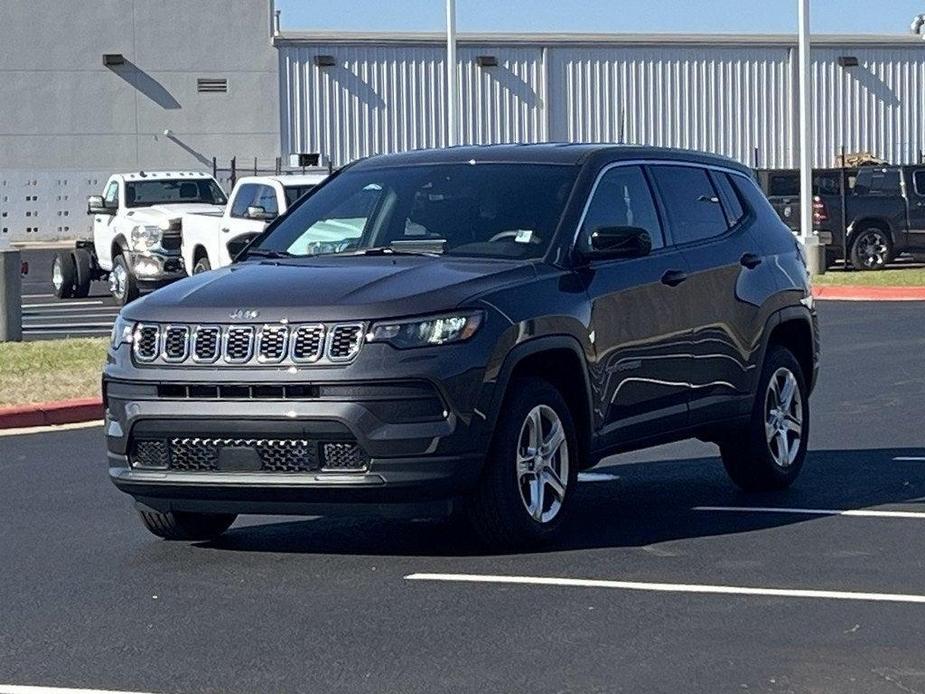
[321, 442, 369, 471]
[131, 439, 169, 469]
[328, 324, 364, 360]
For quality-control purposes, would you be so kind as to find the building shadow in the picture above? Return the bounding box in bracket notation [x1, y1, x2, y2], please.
[108, 59, 181, 110]
[480, 64, 541, 109]
[846, 65, 901, 109]
[328, 65, 386, 110]
[193, 446, 925, 558]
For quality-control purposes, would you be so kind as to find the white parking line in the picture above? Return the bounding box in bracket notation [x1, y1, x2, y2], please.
[22, 322, 114, 329]
[578, 472, 621, 483]
[0, 421, 103, 438]
[693, 506, 925, 519]
[894, 456, 925, 462]
[22, 300, 104, 308]
[0, 686, 154, 694]
[404, 573, 925, 605]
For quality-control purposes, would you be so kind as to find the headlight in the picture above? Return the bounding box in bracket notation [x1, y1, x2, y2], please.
[367, 311, 483, 349]
[131, 224, 162, 250]
[110, 314, 134, 349]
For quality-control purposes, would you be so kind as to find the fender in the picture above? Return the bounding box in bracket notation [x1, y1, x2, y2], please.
[479, 334, 595, 459]
[754, 303, 818, 393]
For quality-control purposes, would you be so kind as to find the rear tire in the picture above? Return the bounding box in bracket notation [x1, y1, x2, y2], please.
[72, 248, 93, 298]
[52, 252, 76, 299]
[849, 227, 893, 270]
[467, 378, 578, 549]
[720, 346, 809, 492]
[110, 253, 139, 305]
[138, 509, 237, 541]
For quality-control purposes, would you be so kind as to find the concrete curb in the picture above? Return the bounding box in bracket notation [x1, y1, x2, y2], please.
[813, 285, 925, 302]
[0, 398, 103, 430]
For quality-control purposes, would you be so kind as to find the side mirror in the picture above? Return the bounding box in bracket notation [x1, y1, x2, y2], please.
[245, 205, 276, 221]
[587, 226, 652, 260]
[87, 195, 114, 215]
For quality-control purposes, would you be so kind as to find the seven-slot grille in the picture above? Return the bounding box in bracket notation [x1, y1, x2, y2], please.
[130, 322, 365, 366]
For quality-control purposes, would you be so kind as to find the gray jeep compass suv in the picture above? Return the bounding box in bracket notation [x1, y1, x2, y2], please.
[105, 145, 819, 548]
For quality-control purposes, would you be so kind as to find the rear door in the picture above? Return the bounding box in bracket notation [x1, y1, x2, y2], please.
[648, 164, 764, 424]
[579, 164, 693, 447]
[906, 170, 925, 249]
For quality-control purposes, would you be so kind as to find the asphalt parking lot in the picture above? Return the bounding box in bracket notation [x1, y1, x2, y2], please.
[1, 300, 924, 694]
[19, 247, 119, 340]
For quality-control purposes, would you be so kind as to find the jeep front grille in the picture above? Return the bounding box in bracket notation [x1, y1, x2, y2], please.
[130, 321, 365, 367]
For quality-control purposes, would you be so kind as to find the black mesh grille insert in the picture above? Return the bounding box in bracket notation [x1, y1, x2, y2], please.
[162, 326, 189, 361]
[224, 326, 254, 363]
[321, 442, 369, 471]
[131, 439, 169, 469]
[291, 325, 325, 362]
[133, 325, 159, 361]
[167, 437, 318, 473]
[258, 326, 288, 363]
[193, 326, 220, 362]
[328, 325, 363, 360]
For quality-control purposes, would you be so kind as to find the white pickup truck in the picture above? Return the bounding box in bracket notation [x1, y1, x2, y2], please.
[181, 173, 327, 273]
[53, 171, 227, 304]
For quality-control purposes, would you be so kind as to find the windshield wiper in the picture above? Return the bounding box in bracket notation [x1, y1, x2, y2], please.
[244, 248, 293, 260]
[351, 245, 444, 257]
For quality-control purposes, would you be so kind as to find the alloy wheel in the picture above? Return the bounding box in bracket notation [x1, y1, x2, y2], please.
[765, 367, 803, 469]
[516, 405, 570, 524]
[855, 230, 889, 269]
[110, 261, 127, 300]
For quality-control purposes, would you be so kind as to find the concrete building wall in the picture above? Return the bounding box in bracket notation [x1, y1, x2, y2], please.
[0, 0, 280, 241]
[278, 32, 925, 172]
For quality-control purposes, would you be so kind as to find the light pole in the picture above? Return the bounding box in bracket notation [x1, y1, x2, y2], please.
[798, 0, 824, 274]
[446, 0, 458, 147]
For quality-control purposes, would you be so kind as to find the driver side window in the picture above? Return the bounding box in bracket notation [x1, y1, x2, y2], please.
[579, 166, 664, 254]
[103, 181, 119, 209]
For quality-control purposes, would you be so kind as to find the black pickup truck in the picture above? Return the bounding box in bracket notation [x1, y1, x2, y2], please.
[761, 166, 925, 269]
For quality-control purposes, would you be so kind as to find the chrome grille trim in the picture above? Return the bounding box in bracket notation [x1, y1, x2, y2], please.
[290, 324, 326, 363]
[257, 324, 289, 364]
[161, 325, 190, 363]
[223, 326, 254, 364]
[326, 323, 365, 362]
[133, 324, 160, 362]
[192, 325, 221, 363]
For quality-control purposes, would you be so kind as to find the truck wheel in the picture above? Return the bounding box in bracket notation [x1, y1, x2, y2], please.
[52, 252, 76, 299]
[850, 228, 892, 270]
[467, 378, 578, 549]
[110, 253, 139, 305]
[138, 509, 237, 541]
[720, 345, 809, 492]
[193, 256, 211, 274]
[72, 248, 93, 298]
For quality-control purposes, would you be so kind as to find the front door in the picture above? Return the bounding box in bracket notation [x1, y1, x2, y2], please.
[578, 164, 693, 448]
[93, 179, 120, 270]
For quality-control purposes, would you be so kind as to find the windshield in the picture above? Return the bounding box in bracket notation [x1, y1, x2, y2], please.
[247, 163, 578, 260]
[125, 179, 227, 208]
[283, 185, 317, 207]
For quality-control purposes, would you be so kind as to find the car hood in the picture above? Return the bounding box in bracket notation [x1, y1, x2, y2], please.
[125, 203, 224, 225]
[124, 255, 537, 323]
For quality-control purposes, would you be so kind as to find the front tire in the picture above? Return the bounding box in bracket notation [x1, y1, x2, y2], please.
[467, 378, 578, 549]
[110, 253, 139, 305]
[720, 346, 809, 492]
[192, 255, 211, 274]
[138, 509, 237, 541]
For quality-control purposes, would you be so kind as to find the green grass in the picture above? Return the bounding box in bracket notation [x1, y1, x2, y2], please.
[0, 338, 107, 407]
[814, 267, 925, 286]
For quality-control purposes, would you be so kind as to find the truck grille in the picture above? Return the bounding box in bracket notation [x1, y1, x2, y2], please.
[130, 437, 369, 473]
[130, 322, 365, 366]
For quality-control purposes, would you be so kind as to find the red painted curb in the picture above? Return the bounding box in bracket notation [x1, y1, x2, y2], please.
[0, 398, 103, 430]
[813, 285, 925, 302]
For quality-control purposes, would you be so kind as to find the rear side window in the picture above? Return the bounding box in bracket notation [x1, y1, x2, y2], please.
[854, 168, 901, 195]
[649, 165, 729, 245]
[913, 171, 925, 196]
[768, 173, 799, 197]
[579, 166, 664, 253]
[732, 174, 783, 223]
[711, 172, 746, 227]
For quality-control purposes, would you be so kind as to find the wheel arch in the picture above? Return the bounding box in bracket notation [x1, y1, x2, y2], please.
[111, 235, 129, 260]
[485, 336, 595, 470]
[762, 307, 817, 393]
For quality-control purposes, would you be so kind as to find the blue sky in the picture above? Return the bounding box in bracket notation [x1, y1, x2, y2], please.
[276, 0, 925, 34]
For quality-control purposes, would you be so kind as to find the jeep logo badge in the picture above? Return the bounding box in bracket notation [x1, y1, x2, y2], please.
[229, 309, 260, 320]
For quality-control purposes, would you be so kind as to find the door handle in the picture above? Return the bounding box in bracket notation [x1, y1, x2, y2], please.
[221, 227, 231, 233]
[661, 269, 688, 287]
[740, 252, 763, 269]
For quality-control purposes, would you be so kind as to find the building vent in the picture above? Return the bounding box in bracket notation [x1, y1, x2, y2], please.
[197, 78, 228, 93]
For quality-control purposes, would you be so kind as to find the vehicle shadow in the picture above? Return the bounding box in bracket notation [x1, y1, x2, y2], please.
[195, 447, 925, 557]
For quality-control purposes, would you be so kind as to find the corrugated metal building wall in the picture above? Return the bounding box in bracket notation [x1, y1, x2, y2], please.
[277, 33, 925, 170]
